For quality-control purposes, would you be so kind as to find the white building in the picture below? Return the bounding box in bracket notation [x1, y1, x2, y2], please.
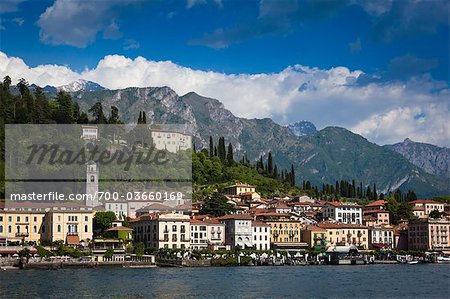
[81, 125, 98, 140]
[220, 214, 253, 250]
[323, 202, 362, 224]
[151, 129, 191, 153]
[252, 221, 271, 251]
[370, 225, 394, 249]
[130, 212, 191, 249]
[105, 201, 128, 221]
[190, 219, 225, 250]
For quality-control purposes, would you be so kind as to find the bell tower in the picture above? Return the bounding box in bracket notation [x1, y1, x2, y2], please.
[86, 161, 99, 207]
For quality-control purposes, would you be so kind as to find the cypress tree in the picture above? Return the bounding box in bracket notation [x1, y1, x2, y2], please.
[226, 142, 233, 166]
[142, 111, 147, 124]
[209, 136, 214, 158]
[291, 164, 295, 186]
[138, 111, 142, 124]
[268, 152, 273, 176]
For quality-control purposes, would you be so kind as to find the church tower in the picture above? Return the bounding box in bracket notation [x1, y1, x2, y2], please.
[85, 161, 99, 207]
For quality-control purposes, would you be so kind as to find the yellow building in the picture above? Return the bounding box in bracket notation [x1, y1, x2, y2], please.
[256, 213, 307, 250]
[0, 203, 46, 244]
[224, 183, 256, 196]
[302, 226, 328, 250]
[318, 222, 370, 250]
[0, 202, 94, 245]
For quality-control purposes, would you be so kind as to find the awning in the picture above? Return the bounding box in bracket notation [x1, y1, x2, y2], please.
[67, 235, 80, 245]
[372, 243, 389, 248]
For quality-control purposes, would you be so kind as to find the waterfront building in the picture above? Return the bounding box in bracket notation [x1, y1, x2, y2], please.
[252, 221, 271, 251]
[92, 239, 126, 262]
[408, 218, 450, 251]
[257, 213, 307, 251]
[41, 207, 94, 245]
[322, 202, 363, 224]
[219, 214, 253, 250]
[150, 129, 191, 153]
[369, 225, 394, 249]
[302, 226, 328, 250]
[318, 222, 369, 249]
[190, 219, 225, 250]
[409, 200, 445, 217]
[0, 202, 94, 246]
[129, 212, 190, 249]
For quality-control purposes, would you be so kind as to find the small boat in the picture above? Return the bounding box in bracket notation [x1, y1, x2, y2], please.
[407, 260, 419, 264]
[437, 256, 450, 264]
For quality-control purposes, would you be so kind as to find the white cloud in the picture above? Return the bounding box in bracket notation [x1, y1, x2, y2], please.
[352, 103, 450, 147]
[0, 51, 448, 147]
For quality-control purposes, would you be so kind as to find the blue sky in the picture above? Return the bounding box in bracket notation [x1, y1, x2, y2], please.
[0, 0, 449, 146]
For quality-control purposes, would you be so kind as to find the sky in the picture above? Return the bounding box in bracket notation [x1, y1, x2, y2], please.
[0, 0, 449, 147]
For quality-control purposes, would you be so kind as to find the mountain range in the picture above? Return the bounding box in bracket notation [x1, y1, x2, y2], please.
[32, 80, 449, 198]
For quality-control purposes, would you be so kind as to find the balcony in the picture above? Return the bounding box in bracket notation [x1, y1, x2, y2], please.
[15, 232, 29, 237]
[67, 232, 79, 236]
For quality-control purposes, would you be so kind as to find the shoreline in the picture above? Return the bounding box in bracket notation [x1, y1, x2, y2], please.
[2, 259, 439, 270]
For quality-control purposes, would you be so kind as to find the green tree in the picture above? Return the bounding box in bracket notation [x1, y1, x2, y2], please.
[200, 192, 235, 217]
[226, 142, 234, 166]
[53, 91, 75, 124]
[135, 242, 145, 256]
[429, 210, 442, 219]
[88, 102, 107, 124]
[268, 152, 273, 176]
[93, 211, 116, 236]
[209, 136, 214, 158]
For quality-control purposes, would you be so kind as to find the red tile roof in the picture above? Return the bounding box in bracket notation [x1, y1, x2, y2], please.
[365, 200, 387, 207]
[410, 200, 444, 205]
[363, 209, 389, 215]
[106, 226, 133, 231]
[218, 214, 253, 220]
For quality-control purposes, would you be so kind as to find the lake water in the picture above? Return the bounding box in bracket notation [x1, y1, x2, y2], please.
[1, 264, 449, 298]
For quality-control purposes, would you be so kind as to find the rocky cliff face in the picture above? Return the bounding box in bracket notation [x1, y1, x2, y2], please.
[385, 138, 450, 178]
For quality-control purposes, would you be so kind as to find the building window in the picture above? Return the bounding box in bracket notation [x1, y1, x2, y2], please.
[25, 216, 29, 222]
[8, 216, 12, 222]
[85, 216, 88, 221]
[0, 226, 2, 233]
[16, 216, 20, 222]
[8, 225, 12, 233]
[34, 216, 37, 222]
[57, 224, 61, 233]
[33, 226, 37, 233]
[85, 225, 88, 233]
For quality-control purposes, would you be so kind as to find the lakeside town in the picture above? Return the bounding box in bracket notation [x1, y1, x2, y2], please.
[1, 183, 450, 269]
[1, 125, 449, 269]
